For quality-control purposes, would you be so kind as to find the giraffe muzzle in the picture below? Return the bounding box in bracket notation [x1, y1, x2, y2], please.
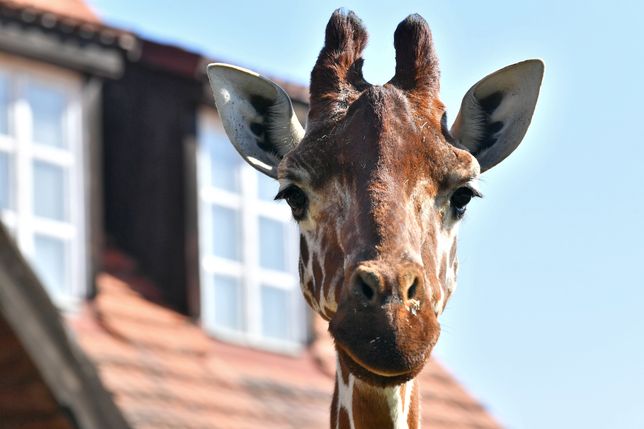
[328, 260, 441, 386]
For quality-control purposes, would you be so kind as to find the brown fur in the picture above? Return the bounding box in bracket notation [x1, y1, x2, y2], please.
[280, 10, 479, 428]
[309, 9, 369, 124]
[331, 383, 339, 428]
[338, 408, 351, 428]
[352, 382, 395, 429]
[407, 382, 420, 428]
[300, 235, 309, 265]
[389, 13, 440, 95]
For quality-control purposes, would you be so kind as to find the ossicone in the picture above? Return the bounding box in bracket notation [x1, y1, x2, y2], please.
[309, 9, 370, 122]
[323, 8, 368, 55]
[389, 14, 440, 95]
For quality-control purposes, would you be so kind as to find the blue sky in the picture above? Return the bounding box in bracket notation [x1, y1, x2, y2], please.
[88, 1, 644, 427]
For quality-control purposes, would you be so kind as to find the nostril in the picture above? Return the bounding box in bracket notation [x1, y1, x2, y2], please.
[358, 278, 375, 301]
[353, 268, 380, 303]
[407, 279, 418, 300]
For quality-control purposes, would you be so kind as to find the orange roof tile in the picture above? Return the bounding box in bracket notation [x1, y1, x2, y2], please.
[67, 250, 503, 429]
[1, 0, 99, 23]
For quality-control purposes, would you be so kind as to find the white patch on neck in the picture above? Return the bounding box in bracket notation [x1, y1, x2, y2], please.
[383, 380, 413, 429]
[403, 379, 413, 425]
[336, 358, 356, 429]
[349, 378, 414, 429]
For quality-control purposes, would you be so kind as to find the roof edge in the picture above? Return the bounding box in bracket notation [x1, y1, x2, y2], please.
[0, 224, 131, 429]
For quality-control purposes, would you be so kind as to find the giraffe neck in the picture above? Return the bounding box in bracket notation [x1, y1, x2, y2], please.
[331, 356, 420, 429]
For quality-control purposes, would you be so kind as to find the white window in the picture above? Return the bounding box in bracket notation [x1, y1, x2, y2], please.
[198, 110, 307, 352]
[0, 55, 86, 308]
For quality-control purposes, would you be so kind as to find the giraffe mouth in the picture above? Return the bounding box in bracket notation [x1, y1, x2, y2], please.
[329, 278, 440, 386]
[329, 305, 439, 386]
[335, 342, 416, 378]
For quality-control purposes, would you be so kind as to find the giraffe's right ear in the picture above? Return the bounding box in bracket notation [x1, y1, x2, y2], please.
[207, 63, 305, 178]
[450, 59, 544, 173]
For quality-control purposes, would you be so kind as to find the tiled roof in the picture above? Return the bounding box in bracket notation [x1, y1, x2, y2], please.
[0, 0, 139, 76]
[0, 225, 130, 429]
[0, 0, 309, 103]
[67, 250, 502, 429]
[1, 0, 100, 23]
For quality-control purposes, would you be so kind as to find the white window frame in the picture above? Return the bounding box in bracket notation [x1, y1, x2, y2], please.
[197, 109, 306, 354]
[0, 53, 87, 310]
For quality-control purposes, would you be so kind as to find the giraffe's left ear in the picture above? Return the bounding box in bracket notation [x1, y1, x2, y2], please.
[450, 59, 544, 172]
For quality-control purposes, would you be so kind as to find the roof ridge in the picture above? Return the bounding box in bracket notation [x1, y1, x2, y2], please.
[0, 0, 100, 24]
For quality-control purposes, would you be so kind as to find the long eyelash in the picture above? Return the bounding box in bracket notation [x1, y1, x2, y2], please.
[461, 181, 484, 199]
[274, 187, 292, 201]
[470, 188, 484, 199]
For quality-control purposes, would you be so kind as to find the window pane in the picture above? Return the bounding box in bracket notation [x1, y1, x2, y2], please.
[261, 285, 290, 340]
[204, 275, 242, 330]
[259, 217, 286, 271]
[33, 161, 67, 221]
[202, 126, 240, 192]
[0, 152, 10, 209]
[212, 205, 240, 261]
[0, 76, 8, 136]
[27, 83, 66, 148]
[33, 235, 68, 297]
[257, 172, 279, 201]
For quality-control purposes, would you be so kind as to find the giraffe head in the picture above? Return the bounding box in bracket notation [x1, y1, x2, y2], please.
[207, 10, 543, 386]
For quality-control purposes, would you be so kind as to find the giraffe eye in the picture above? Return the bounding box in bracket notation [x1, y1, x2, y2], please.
[450, 187, 475, 218]
[275, 185, 308, 220]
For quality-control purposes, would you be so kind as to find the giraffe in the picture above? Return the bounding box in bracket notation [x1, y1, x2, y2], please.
[207, 10, 543, 429]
